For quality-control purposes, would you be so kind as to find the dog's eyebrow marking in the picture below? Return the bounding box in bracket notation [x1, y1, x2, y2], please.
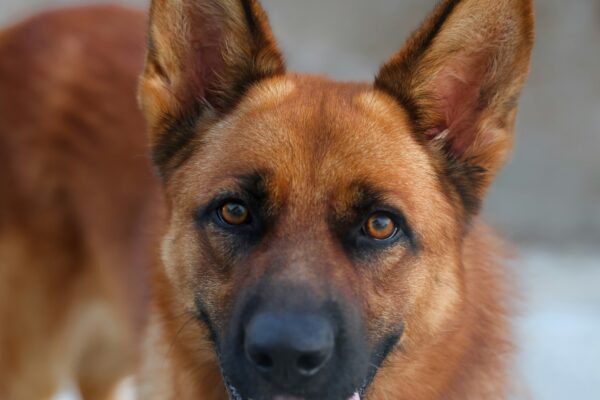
[235, 171, 270, 201]
[342, 182, 388, 216]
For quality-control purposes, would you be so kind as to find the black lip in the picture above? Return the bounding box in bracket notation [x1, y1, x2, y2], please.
[358, 329, 403, 397]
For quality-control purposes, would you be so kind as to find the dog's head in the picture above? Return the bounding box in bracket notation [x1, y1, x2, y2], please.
[139, 0, 533, 399]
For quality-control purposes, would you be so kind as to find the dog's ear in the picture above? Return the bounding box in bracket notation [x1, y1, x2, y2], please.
[139, 0, 285, 171]
[376, 0, 534, 213]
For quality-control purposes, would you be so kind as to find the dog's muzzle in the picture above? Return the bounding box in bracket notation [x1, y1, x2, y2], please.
[219, 284, 371, 400]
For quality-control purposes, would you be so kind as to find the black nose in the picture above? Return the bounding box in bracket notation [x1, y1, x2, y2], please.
[244, 312, 335, 387]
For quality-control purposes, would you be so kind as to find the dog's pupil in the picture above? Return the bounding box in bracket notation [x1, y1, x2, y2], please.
[222, 203, 248, 224]
[229, 204, 244, 217]
[372, 216, 390, 231]
[367, 214, 395, 239]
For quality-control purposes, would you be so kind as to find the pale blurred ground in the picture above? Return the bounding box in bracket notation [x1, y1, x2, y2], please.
[1, 0, 599, 399]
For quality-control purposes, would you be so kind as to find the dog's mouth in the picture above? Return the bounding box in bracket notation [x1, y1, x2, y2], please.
[218, 356, 375, 400]
[225, 384, 360, 400]
[221, 375, 364, 400]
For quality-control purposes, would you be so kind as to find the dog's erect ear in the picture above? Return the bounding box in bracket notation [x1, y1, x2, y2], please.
[376, 0, 534, 213]
[139, 0, 285, 170]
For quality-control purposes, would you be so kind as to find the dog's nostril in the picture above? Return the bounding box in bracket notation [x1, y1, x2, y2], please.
[251, 351, 274, 370]
[296, 351, 328, 376]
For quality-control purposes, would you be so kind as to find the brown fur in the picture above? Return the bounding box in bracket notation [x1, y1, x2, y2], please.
[138, 0, 534, 399]
[0, 6, 162, 399]
[0, 1, 533, 399]
[137, 76, 516, 400]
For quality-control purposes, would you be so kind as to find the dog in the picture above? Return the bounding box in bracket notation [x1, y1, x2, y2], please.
[137, 0, 534, 399]
[0, 0, 533, 399]
[0, 6, 162, 399]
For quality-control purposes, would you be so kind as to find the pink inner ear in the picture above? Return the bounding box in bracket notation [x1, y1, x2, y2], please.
[175, 7, 228, 109]
[428, 51, 490, 156]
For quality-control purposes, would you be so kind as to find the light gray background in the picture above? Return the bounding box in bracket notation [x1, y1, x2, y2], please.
[1, 1, 599, 399]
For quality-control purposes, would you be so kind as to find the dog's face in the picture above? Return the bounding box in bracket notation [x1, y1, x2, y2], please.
[140, 1, 533, 399]
[161, 78, 459, 399]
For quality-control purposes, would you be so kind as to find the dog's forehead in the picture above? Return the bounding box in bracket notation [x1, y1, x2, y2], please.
[179, 75, 441, 211]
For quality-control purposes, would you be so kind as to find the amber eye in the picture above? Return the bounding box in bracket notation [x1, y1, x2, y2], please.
[219, 201, 250, 226]
[364, 213, 397, 240]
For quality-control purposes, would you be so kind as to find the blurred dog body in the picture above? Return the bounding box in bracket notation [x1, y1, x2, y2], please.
[0, 6, 160, 399]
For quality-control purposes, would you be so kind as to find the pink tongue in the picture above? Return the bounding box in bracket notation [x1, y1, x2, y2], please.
[349, 393, 360, 400]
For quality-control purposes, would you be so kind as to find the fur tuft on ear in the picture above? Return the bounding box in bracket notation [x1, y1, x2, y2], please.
[139, 0, 285, 173]
[375, 0, 534, 213]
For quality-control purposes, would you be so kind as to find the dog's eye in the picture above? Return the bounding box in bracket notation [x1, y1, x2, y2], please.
[218, 201, 251, 226]
[363, 213, 397, 241]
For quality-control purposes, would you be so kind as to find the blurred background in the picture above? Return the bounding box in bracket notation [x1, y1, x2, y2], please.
[1, 0, 599, 399]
